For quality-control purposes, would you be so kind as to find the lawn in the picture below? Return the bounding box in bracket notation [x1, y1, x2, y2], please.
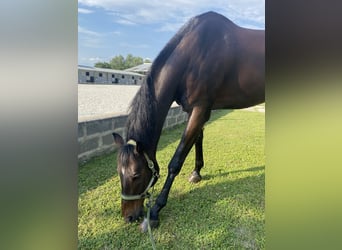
[78, 108, 265, 249]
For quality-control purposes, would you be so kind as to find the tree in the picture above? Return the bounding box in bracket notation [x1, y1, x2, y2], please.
[94, 54, 145, 70]
[125, 54, 143, 69]
[110, 55, 125, 70]
[94, 62, 111, 69]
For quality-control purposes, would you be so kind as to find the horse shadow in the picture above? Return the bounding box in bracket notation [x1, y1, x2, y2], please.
[156, 165, 265, 248]
[202, 165, 265, 180]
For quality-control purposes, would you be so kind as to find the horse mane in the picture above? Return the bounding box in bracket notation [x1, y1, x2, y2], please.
[125, 75, 156, 150]
[125, 12, 213, 150]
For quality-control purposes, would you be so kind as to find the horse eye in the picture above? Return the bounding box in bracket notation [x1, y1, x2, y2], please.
[132, 173, 140, 180]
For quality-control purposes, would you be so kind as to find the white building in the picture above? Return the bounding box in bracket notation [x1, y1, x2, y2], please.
[78, 65, 145, 85]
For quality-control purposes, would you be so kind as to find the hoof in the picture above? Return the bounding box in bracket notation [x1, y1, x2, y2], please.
[189, 171, 202, 183]
[139, 217, 159, 233]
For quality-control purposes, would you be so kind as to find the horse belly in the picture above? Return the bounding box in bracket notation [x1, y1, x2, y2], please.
[212, 79, 264, 110]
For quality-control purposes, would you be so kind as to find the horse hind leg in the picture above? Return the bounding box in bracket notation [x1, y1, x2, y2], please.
[189, 128, 204, 183]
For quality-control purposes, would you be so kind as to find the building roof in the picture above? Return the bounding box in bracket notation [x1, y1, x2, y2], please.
[78, 65, 144, 77]
[78, 65, 94, 69]
[124, 62, 152, 74]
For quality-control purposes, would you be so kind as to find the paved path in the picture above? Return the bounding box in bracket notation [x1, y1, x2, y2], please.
[243, 104, 265, 113]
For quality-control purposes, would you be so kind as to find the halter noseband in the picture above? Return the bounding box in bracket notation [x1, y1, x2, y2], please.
[120, 139, 159, 201]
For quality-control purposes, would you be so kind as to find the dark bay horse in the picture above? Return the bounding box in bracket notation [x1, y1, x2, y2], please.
[112, 11, 264, 231]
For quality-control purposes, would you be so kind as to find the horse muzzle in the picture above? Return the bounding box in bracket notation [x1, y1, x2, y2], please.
[122, 199, 144, 223]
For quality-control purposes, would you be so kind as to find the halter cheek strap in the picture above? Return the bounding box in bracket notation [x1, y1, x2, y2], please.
[121, 140, 159, 201]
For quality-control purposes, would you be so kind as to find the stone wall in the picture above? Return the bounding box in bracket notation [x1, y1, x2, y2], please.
[78, 106, 187, 164]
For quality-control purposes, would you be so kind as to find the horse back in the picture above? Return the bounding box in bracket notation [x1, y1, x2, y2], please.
[154, 11, 265, 111]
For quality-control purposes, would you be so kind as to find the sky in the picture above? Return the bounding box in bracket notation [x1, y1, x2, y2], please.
[78, 0, 265, 66]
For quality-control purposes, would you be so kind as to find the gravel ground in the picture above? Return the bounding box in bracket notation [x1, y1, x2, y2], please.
[78, 84, 140, 122]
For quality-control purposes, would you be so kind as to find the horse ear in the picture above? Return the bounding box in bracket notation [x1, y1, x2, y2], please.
[112, 133, 124, 146]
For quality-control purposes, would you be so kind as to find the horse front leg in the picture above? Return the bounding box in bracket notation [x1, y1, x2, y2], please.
[140, 107, 211, 232]
[189, 128, 204, 183]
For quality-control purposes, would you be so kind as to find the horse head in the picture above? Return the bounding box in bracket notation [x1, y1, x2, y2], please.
[112, 133, 158, 223]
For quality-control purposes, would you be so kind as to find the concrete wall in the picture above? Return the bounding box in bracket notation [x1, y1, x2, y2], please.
[78, 106, 188, 164]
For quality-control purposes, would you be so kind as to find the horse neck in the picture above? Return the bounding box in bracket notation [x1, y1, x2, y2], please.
[153, 95, 176, 152]
[126, 76, 176, 160]
[147, 83, 177, 158]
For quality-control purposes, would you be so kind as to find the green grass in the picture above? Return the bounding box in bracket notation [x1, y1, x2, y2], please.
[78, 109, 265, 249]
